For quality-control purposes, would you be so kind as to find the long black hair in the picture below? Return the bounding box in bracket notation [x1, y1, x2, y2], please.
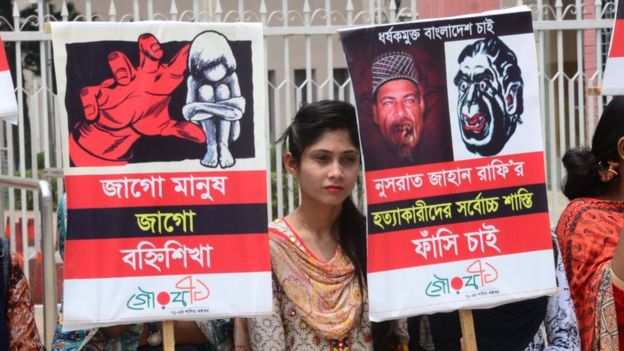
[278, 100, 400, 350]
[562, 96, 624, 199]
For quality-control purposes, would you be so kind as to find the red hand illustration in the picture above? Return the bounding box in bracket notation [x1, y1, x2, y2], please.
[70, 34, 206, 167]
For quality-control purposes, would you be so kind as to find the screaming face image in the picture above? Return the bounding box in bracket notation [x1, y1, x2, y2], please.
[454, 37, 523, 156]
[373, 79, 425, 162]
[371, 51, 425, 163]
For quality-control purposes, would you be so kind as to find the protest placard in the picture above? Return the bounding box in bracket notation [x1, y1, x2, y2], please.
[0, 34, 18, 123]
[603, 0, 624, 95]
[51, 22, 271, 330]
[340, 7, 557, 321]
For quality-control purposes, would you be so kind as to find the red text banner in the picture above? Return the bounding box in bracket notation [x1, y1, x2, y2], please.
[368, 212, 551, 273]
[64, 233, 270, 279]
[66, 170, 267, 209]
[366, 151, 545, 205]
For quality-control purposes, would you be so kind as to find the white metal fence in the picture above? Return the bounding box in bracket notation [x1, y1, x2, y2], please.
[0, 0, 616, 347]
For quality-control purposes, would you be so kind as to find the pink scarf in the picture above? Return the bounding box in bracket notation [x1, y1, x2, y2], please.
[269, 219, 363, 340]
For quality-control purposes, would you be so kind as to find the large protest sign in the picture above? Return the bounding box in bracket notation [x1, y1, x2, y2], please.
[340, 7, 557, 321]
[0, 34, 18, 123]
[603, 0, 624, 95]
[51, 22, 271, 330]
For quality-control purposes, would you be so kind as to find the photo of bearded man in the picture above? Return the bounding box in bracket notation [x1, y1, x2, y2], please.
[352, 47, 454, 171]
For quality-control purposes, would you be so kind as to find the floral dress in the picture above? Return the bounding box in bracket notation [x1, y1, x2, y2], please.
[7, 253, 45, 350]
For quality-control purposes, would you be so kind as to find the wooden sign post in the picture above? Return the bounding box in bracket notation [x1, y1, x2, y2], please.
[162, 321, 175, 351]
[459, 309, 478, 351]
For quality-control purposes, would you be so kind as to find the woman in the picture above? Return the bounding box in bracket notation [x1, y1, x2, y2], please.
[557, 96, 624, 350]
[52, 194, 234, 351]
[246, 100, 408, 350]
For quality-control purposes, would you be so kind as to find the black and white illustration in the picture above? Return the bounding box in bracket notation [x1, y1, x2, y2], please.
[446, 34, 542, 160]
[184, 31, 246, 169]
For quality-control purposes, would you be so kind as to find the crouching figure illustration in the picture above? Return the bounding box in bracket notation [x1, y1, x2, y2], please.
[183, 31, 246, 168]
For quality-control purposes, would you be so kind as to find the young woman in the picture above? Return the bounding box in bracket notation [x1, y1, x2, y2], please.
[557, 96, 624, 350]
[246, 100, 407, 350]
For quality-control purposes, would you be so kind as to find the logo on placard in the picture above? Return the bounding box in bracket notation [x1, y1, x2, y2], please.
[126, 275, 210, 311]
[425, 259, 499, 297]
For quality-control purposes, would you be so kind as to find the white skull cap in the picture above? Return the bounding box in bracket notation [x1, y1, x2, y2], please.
[371, 51, 419, 96]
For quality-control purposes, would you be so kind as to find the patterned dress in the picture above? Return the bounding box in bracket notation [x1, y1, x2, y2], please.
[523, 234, 580, 350]
[51, 320, 233, 351]
[8, 253, 45, 350]
[556, 198, 624, 350]
[246, 218, 408, 350]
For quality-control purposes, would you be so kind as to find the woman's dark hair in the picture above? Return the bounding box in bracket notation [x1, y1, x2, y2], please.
[278, 100, 400, 350]
[562, 96, 624, 199]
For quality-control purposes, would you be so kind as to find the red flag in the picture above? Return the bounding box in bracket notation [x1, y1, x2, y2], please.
[602, 0, 624, 95]
[0, 34, 18, 123]
[0, 38, 8, 71]
[609, 1, 624, 58]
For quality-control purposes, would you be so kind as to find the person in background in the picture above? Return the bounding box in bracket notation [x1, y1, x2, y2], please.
[557, 96, 624, 350]
[51, 193, 234, 351]
[0, 235, 45, 350]
[245, 100, 408, 350]
[408, 232, 580, 351]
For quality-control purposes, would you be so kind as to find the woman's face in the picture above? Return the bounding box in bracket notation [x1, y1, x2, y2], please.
[287, 129, 361, 208]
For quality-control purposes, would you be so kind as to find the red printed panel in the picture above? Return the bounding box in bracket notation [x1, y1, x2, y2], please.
[0, 36, 8, 71]
[64, 233, 270, 279]
[365, 151, 546, 205]
[367, 212, 552, 273]
[66, 170, 267, 209]
[610, 20, 624, 58]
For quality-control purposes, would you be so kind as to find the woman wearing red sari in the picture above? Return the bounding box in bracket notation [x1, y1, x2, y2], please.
[557, 96, 624, 350]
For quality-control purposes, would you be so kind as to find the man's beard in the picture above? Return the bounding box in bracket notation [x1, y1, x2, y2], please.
[387, 116, 420, 162]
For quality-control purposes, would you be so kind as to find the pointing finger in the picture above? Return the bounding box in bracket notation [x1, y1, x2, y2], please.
[165, 43, 190, 78]
[149, 43, 190, 95]
[138, 33, 163, 73]
[108, 51, 135, 86]
[80, 86, 100, 121]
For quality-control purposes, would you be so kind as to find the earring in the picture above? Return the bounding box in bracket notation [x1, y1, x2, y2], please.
[599, 160, 620, 183]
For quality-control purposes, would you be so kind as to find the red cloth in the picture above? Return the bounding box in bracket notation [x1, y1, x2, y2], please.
[556, 198, 624, 351]
[0, 35, 8, 71]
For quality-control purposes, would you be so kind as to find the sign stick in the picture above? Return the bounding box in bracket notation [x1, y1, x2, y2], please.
[162, 321, 175, 351]
[459, 309, 478, 351]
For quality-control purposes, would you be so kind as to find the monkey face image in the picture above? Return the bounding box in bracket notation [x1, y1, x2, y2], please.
[454, 37, 523, 156]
